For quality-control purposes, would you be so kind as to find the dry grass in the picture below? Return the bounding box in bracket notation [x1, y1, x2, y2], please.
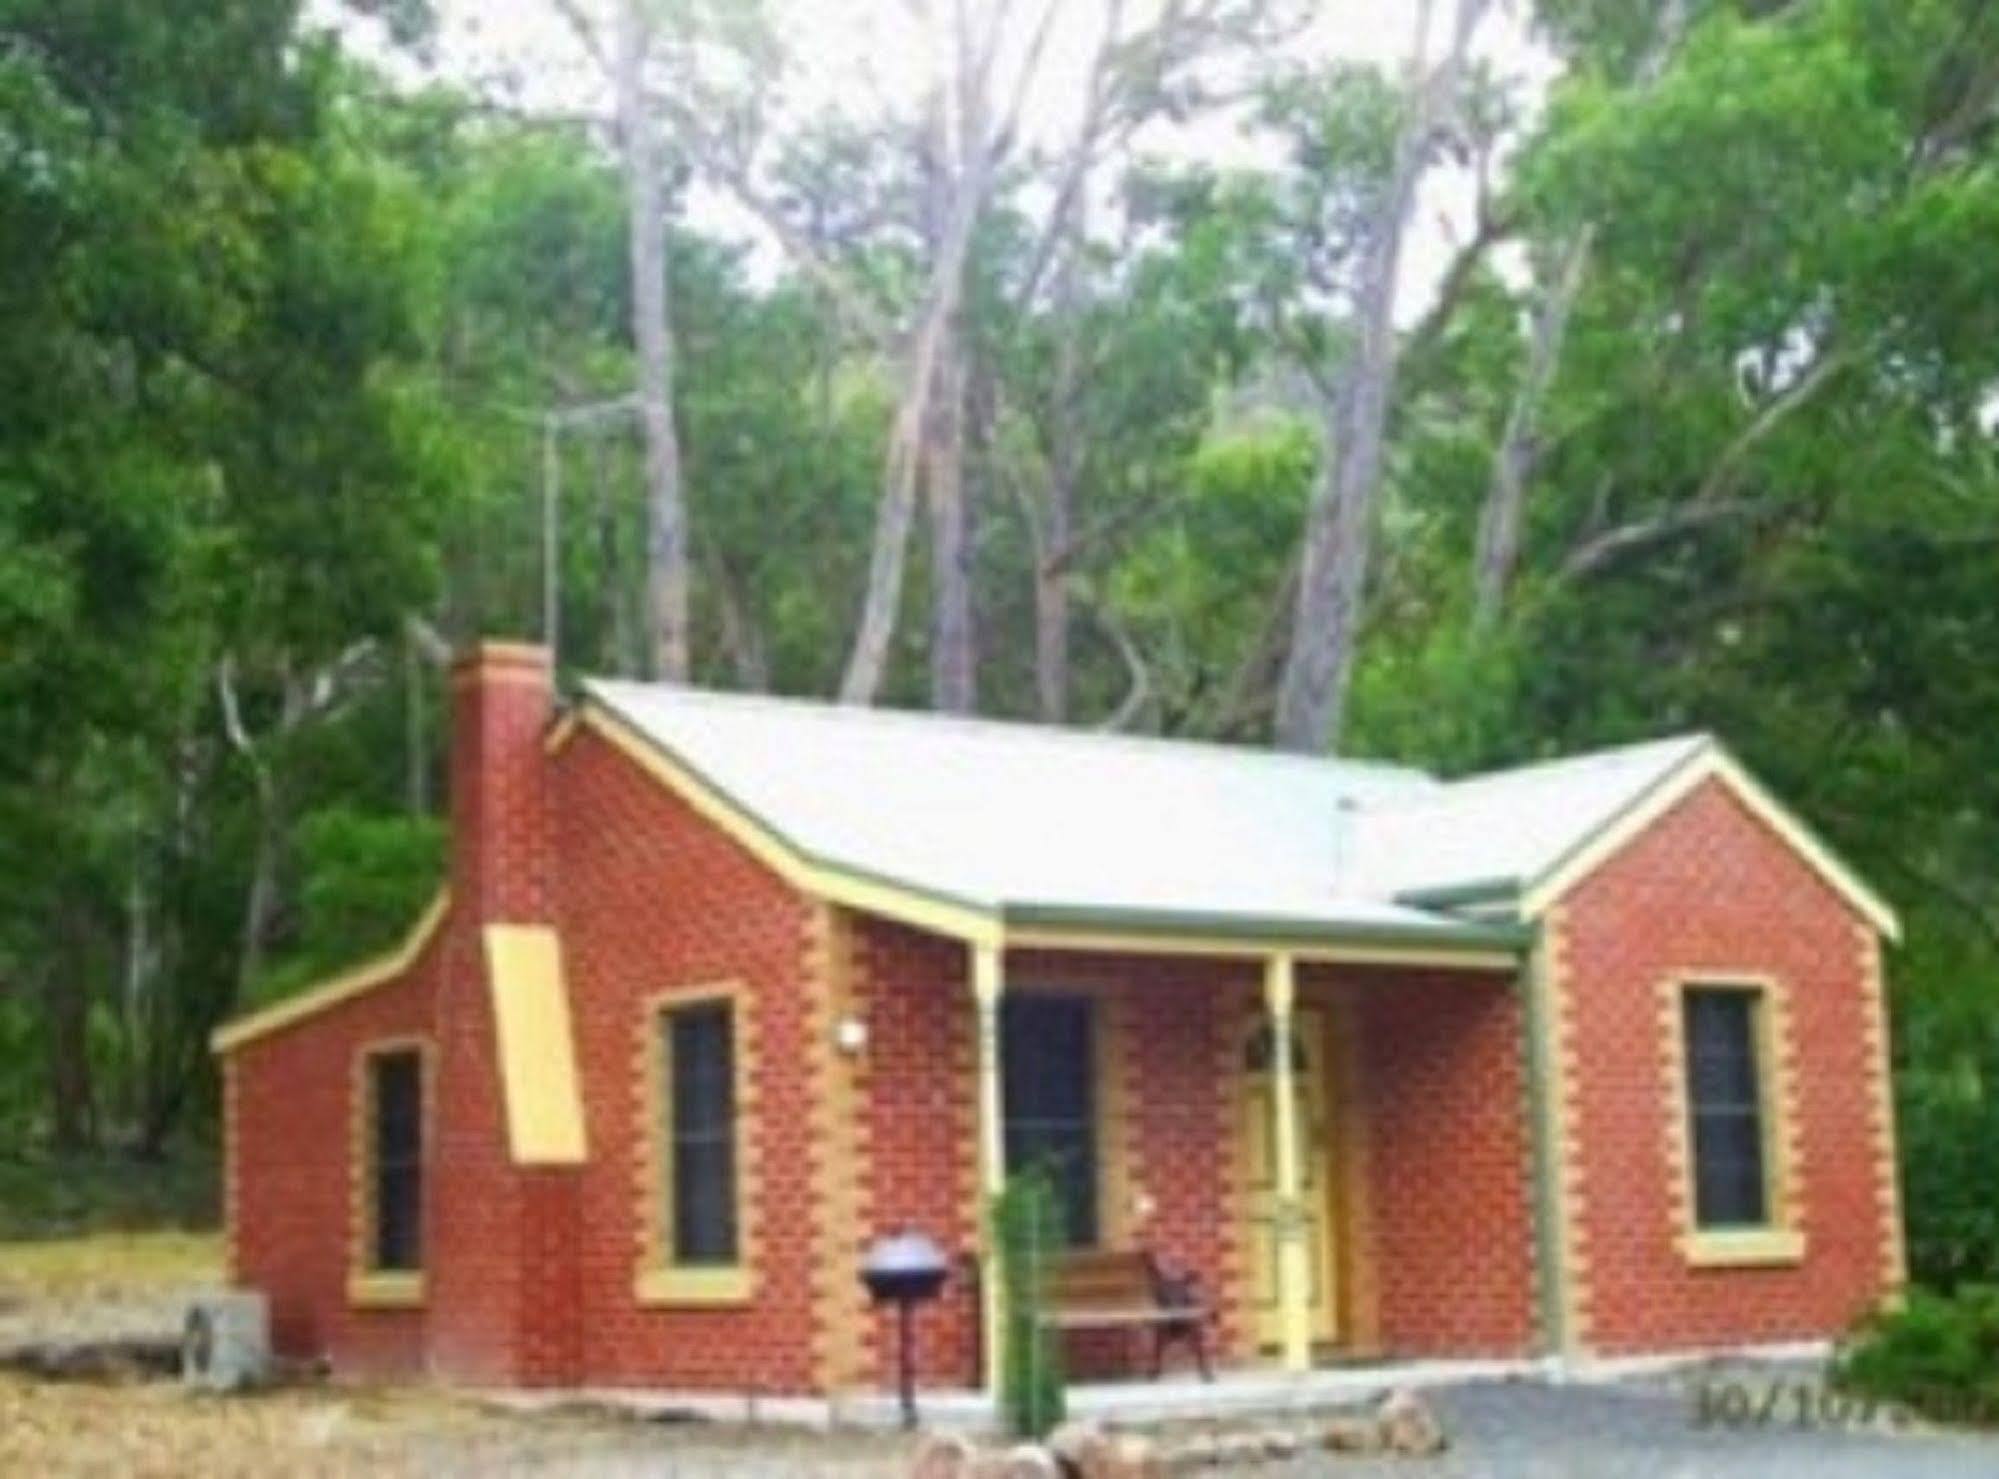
[0, 1229, 914, 1476]
[0, 1230, 222, 1302]
[0, 1373, 918, 1477]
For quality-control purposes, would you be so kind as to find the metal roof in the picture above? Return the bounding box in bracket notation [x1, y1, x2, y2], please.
[1347, 734, 1711, 905]
[581, 682, 1735, 949]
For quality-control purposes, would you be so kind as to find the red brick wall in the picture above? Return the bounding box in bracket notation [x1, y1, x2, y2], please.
[1342, 967, 1538, 1357]
[1557, 777, 1897, 1354]
[850, 920, 980, 1388]
[229, 932, 442, 1378]
[548, 724, 825, 1394]
[847, 937, 1261, 1386]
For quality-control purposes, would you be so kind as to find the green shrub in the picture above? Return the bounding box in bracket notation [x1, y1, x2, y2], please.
[1899, 1051, 1999, 1291]
[991, 1168, 1066, 1438]
[1834, 1286, 1999, 1426]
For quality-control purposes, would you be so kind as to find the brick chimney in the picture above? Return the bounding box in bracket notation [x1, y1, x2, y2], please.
[433, 640, 580, 1388]
[448, 642, 553, 923]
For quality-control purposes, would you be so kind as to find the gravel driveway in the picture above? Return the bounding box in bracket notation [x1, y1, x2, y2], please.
[1304, 1375, 1999, 1479]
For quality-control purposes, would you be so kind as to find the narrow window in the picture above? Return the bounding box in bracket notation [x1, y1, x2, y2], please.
[369, 1049, 424, 1272]
[1002, 994, 1098, 1247]
[1682, 987, 1769, 1229]
[665, 1002, 738, 1265]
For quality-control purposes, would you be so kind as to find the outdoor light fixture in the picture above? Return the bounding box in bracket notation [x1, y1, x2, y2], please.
[834, 1015, 869, 1055]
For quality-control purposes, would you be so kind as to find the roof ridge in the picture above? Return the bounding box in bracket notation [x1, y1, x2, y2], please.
[1353, 733, 1712, 816]
[582, 677, 1438, 783]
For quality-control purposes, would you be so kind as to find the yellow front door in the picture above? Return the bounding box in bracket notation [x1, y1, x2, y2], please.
[1242, 1005, 1338, 1350]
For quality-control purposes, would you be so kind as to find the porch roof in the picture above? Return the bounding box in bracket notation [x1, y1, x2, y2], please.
[578, 682, 1744, 950]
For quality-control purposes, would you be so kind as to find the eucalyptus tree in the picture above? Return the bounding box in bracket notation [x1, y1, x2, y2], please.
[648, 0, 1296, 711]
[1270, 0, 1491, 752]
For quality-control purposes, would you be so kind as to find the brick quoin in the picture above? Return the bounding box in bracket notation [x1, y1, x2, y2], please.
[1557, 778, 1898, 1354]
[224, 649, 1897, 1393]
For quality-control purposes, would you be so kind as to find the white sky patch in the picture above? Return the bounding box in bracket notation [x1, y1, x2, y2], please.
[322, 0, 1558, 320]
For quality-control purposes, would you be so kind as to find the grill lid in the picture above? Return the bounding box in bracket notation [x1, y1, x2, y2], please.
[861, 1228, 948, 1280]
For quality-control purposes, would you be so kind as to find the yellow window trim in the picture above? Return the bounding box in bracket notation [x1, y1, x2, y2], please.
[350, 1036, 434, 1310]
[347, 1271, 426, 1307]
[635, 1266, 754, 1306]
[636, 983, 758, 1309]
[1682, 1228, 1806, 1268]
[211, 891, 451, 1055]
[483, 924, 587, 1165]
[1660, 975, 1806, 1271]
[1523, 745, 1900, 942]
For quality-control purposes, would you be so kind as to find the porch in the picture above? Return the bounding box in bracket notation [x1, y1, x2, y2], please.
[910, 927, 1542, 1396]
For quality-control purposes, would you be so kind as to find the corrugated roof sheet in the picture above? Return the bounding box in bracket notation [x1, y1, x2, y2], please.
[582, 679, 1710, 944]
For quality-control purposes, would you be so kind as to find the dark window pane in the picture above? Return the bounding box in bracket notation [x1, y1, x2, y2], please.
[1002, 995, 1098, 1247]
[1682, 990, 1768, 1228]
[668, 1005, 738, 1264]
[371, 1051, 423, 1271]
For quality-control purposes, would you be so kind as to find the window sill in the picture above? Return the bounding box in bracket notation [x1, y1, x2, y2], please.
[348, 1271, 426, 1308]
[1682, 1228, 1805, 1268]
[634, 1265, 753, 1307]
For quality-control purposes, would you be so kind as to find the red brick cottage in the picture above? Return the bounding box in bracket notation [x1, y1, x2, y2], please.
[214, 642, 1906, 1399]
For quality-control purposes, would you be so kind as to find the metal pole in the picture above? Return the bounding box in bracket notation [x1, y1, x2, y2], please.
[898, 1298, 917, 1429]
[542, 416, 561, 661]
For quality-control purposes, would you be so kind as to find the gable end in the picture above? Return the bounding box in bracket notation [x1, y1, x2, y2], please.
[1520, 745, 1899, 941]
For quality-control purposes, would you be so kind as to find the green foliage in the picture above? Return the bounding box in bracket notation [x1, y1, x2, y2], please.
[1835, 1286, 1999, 1425]
[254, 807, 444, 1005]
[991, 1169, 1066, 1439]
[0, 1152, 218, 1240]
[1897, 1027, 1999, 1292]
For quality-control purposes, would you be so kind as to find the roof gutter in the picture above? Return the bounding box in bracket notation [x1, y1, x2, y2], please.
[999, 900, 1531, 956]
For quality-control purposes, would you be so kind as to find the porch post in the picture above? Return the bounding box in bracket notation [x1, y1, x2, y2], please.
[972, 939, 1007, 1397]
[1264, 953, 1313, 1374]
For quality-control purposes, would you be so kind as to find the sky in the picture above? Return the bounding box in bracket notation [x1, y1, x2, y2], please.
[329, 0, 1558, 315]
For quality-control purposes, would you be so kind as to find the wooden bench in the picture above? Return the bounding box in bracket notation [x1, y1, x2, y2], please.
[1037, 1250, 1213, 1381]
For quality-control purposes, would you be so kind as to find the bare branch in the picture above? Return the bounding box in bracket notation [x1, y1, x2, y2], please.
[549, 0, 612, 76]
[1693, 346, 1854, 507]
[1088, 594, 1152, 733]
[1559, 498, 1776, 580]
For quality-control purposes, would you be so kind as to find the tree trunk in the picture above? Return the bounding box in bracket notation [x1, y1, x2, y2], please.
[838, 3, 998, 707]
[926, 323, 976, 712]
[45, 912, 97, 1153]
[1468, 1, 1688, 630]
[709, 548, 772, 691]
[1035, 223, 1087, 723]
[616, 0, 691, 681]
[1471, 226, 1593, 631]
[1272, 0, 1486, 753]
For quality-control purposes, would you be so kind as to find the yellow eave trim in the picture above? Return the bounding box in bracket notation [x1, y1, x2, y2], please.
[560, 704, 1004, 947]
[634, 1265, 754, 1306]
[1681, 1227, 1806, 1268]
[347, 1270, 426, 1308]
[483, 924, 588, 1165]
[1521, 745, 1900, 942]
[211, 890, 452, 1055]
[562, 701, 1523, 968]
